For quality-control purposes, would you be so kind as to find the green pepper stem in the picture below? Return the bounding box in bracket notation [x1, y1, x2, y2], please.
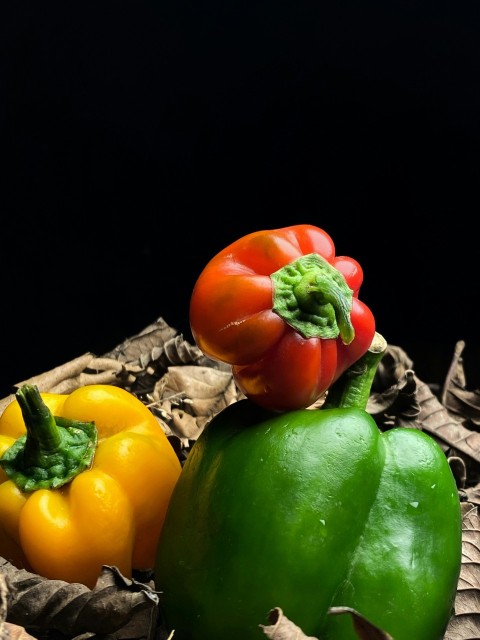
[322, 332, 387, 411]
[0, 384, 97, 492]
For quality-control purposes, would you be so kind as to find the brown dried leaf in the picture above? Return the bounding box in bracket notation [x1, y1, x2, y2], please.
[2, 574, 39, 639]
[449, 456, 468, 491]
[415, 377, 480, 483]
[160, 334, 224, 369]
[102, 316, 223, 386]
[0, 353, 135, 406]
[149, 366, 242, 442]
[463, 486, 480, 508]
[2, 560, 158, 639]
[451, 388, 480, 428]
[442, 340, 467, 397]
[457, 504, 480, 589]
[372, 344, 414, 391]
[171, 410, 206, 440]
[442, 341, 480, 429]
[367, 369, 421, 429]
[260, 607, 318, 639]
[445, 504, 480, 638]
[2, 624, 38, 640]
[163, 365, 233, 399]
[103, 317, 180, 366]
[0, 575, 6, 640]
[260, 607, 393, 640]
[327, 607, 394, 640]
[1, 573, 6, 625]
[443, 616, 480, 640]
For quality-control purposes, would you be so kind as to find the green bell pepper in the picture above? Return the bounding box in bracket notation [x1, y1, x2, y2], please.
[155, 333, 462, 640]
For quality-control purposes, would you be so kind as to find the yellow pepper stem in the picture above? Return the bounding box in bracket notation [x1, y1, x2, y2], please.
[0, 384, 97, 492]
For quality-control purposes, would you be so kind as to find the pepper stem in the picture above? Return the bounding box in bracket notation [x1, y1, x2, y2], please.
[19, 385, 62, 462]
[0, 384, 97, 492]
[322, 332, 387, 411]
[271, 253, 355, 343]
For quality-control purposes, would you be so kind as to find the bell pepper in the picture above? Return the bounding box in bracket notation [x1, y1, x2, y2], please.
[0, 384, 182, 589]
[155, 333, 462, 640]
[189, 223, 376, 411]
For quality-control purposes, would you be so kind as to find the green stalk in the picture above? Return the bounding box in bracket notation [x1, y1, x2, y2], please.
[0, 384, 97, 492]
[270, 253, 355, 343]
[322, 332, 387, 412]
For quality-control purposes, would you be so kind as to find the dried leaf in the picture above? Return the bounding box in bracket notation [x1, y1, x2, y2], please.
[327, 607, 394, 639]
[171, 410, 206, 440]
[450, 388, 480, 428]
[161, 334, 220, 369]
[442, 341, 480, 429]
[260, 607, 393, 640]
[0, 574, 7, 640]
[2, 561, 158, 639]
[450, 456, 468, 491]
[260, 607, 318, 639]
[415, 378, 480, 485]
[0, 353, 133, 406]
[372, 344, 414, 391]
[442, 341, 468, 403]
[463, 486, 480, 508]
[2, 624, 38, 640]
[443, 615, 480, 640]
[3, 322, 480, 639]
[163, 365, 233, 399]
[444, 504, 480, 638]
[149, 366, 242, 441]
[103, 317, 180, 366]
[2, 574, 37, 639]
[457, 504, 480, 590]
[367, 369, 421, 429]
[17, 353, 96, 390]
[102, 317, 223, 381]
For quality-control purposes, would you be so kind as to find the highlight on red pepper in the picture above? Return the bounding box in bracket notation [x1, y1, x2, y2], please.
[189, 224, 376, 411]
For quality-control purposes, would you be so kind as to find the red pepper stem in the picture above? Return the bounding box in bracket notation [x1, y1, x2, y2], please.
[293, 272, 355, 344]
[0, 384, 97, 492]
[271, 253, 355, 343]
[322, 332, 387, 412]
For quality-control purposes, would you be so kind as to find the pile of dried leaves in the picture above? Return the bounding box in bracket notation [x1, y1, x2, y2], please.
[0, 317, 479, 640]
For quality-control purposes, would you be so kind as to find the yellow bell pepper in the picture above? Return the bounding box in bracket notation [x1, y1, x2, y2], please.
[0, 384, 182, 589]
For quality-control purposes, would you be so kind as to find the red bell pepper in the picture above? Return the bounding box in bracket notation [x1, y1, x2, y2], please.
[190, 224, 376, 412]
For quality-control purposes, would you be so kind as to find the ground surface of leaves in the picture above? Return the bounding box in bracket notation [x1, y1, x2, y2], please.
[1, 317, 479, 640]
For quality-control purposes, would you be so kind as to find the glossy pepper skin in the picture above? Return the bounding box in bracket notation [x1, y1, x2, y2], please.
[155, 335, 462, 640]
[189, 224, 375, 412]
[0, 384, 181, 588]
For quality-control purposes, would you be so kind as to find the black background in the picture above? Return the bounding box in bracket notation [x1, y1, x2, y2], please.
[1, 1, 479, 398]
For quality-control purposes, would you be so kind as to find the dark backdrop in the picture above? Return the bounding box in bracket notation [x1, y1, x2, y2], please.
[1, 1, 479, 398]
